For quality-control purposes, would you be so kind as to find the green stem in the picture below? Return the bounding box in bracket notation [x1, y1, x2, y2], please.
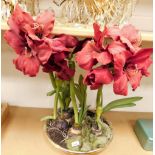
[65, 97, 71, 110]
[49, 73, 56, 89]
[53, 89, 59, 119]
[69, 60, 79, 125]
[96, 86, 103, 107]
[58, 93, 64, 112]
[96, 86, 103, 123]
[70, 78, 79, 125]
[49, 73, 61, 118]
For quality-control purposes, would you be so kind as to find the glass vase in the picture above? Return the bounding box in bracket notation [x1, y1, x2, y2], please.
[2, 0, 36, 22]
[61, 0, 137, 26]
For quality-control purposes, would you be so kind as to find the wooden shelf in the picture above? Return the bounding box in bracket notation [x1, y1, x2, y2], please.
[2, 106, 152, 155]
[1, 103, 9, 124]
[1, 22, 153, 41]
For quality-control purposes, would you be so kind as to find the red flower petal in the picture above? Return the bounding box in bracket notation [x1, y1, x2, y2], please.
[120, 36, 140, 53]
[84, 66, 113, 89]
[92, 51, 112, 65]
[128, 48, 153, 64]
[127, 48, 153, 76]
[36, 10, 55, 37]
[36, 41, 53, 64]
[108, 41, 132, 76]
[56, 34, 78, 48]
[104, 25, 120, 40]
[23, 24, 41, 41]
[25, 35, 37, 52]
[13, 55, 40, 77]
[53, 52, 66, 62]
[36, 37, 70, 65]
[113, 73, 128, 96]
[76, 41, 97, 70]
[11, 4, 34, 28]
[108, 41, 127, 55]
[42, 53, 67, 73]
[93, 67, 113, 84]
[4, 30, 25, 54]
[57, 68, 75, 81]
[120, 24, 141, 53]
[120, 24, 141, 46]
[43, 63, 60, 73]
[140, 58, 152, 76]
[90, 83, 102, 90]
[113, 53, 126, 76]
[49, 38, 69, 53]
[126, 67, 142, 90]
[56, 61, 75, 80]
[7, 16, 20, 35]
[93, 23, 104, 49]
[42, 57, 61, 73]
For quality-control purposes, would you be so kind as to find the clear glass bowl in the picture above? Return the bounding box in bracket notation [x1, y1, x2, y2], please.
[2, 0, 36, 23]
[61, 0, 137, 26]
[2, 0, 137, 30]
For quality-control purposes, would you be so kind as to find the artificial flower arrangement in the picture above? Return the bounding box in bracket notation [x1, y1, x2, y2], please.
[4, 4, 153, 153]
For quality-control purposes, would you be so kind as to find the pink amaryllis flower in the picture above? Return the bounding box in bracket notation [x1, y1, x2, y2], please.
[4, 4, 55, 76]
[76, 23, 112, 70]
[105, 25, 142, 79]
[13, 54, 40, 77]
[43, 52, 67, 73]
[54, 34, 78, 48]
[84, 66, 113, 89]
[42, 35, 78, 80]
[108, 41, 133, 77]
[43, 52, 75, 80]
[113, 48, 153, 96]
[106, 24, 141, 53]
[56, 62, 75, 81]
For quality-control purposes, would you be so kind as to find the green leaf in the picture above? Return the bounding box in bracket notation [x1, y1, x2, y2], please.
[49, 73, 56, 89]
[74, 85, 83, 103]
[56, 79, 63, 88]
[75, 75, 88, 125]
[103, 103, 136, 112]
[40, 116, 54, 121]
[96, 86, 103, 107]
[47, 90, 56, 96]
[78, 75, 87, 96]
[78, 75, 83, 88]
[79, 105, 89, 124]
[103, 97, 142, 112]
[65, 97, 71, 108]
[60, 82, 71, 110]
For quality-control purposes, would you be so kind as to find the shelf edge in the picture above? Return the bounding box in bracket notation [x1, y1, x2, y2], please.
[1, 22, 153, 41]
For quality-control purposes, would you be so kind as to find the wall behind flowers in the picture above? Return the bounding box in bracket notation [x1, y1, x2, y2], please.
[1, 0, 153, 112]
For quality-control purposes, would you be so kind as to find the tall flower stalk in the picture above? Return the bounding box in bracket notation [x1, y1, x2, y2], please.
[53, 88, 59, 119]
[96, 86, 103, 127]
[49, 73, 56, 89]
[70, 78, 79, 125]
[49, 72, 68, 118]
[49, 73, 58, 119]
[69, 61, 79, 125]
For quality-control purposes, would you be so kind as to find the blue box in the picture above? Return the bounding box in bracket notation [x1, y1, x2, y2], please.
[134, 119, 153, 151]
